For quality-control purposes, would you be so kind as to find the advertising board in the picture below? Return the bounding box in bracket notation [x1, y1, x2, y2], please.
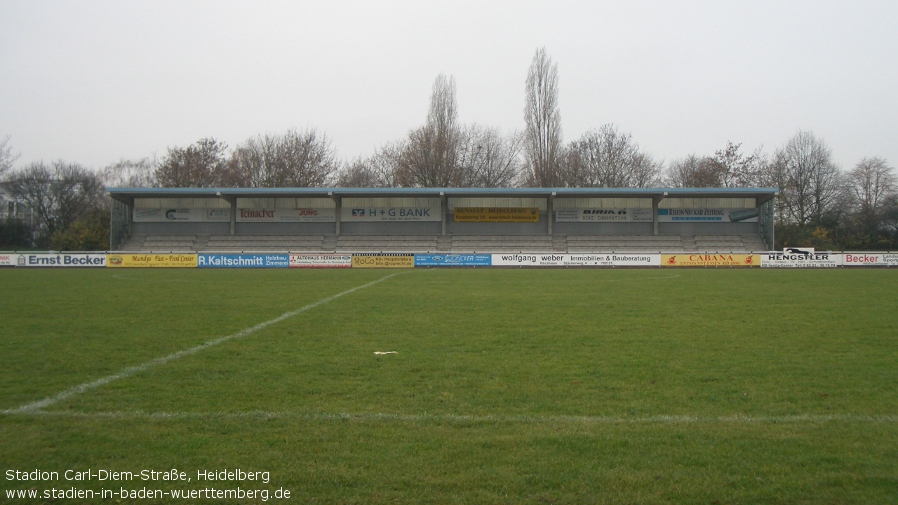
[842, 253, 898, 266]
[656, 208, 759, 223]
[490, 253, 660, 267]
[341, 207, 440, 222]
[13, 253, 107, 267]
[289, 254, 352, 268]
[761, 250, 841, 268]
[555, 208, 653, 223]
[414, 254, 492, 267]
[197, 254, 289, 268]
[237, 208, 335, 223]
[661, 254, 758, 267]
[106, 254, 197, 268]
[133, 208, 230, 222]
[351, 253, 415, 268]
[0, 254, 15, 266]
[453, 207, 540, 223]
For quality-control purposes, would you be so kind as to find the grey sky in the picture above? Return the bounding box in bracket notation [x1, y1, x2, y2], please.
[1, 0, 896, 174]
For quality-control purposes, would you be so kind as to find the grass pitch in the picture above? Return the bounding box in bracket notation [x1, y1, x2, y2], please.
[1, 268, 896, 503]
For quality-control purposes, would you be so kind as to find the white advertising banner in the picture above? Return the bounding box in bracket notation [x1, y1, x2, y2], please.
[289, 254, 352, 268]
[760, 251, 841, 268]
[133, 208, 230, 222]
[15, 253, 107, 267]
[841, 253, 898, 267]
[555, 208, 653, 223]
[341, 207, 441, 222]
[657, 208, 759, 223]
[0, 253, 15, 266]
[491, 253, 660, 267]
[237, 208, 335, 223]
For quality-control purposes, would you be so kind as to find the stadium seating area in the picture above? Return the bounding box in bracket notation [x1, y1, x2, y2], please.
[117, 234, 769, 253]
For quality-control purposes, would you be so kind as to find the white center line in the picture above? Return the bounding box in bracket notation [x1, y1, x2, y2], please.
[3, 272, 407, 415]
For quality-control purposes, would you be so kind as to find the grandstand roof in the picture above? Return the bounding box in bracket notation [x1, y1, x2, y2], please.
[108, 187, 779, 202]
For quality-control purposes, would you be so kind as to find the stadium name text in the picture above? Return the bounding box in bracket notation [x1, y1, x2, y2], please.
[5, 469, 189, 482]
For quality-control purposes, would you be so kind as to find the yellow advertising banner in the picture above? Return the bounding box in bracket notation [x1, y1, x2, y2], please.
[351, 254, 415, 269]
[106, 254, 198, 268]
[453, 207, 540, 223]
[661, 254, 758, 267]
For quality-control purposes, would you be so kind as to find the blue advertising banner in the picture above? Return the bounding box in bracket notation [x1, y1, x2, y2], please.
[415, 254, 492, 267]
[197, 254, 289, 268]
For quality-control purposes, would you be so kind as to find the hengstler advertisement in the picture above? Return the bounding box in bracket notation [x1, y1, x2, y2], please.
[490, 253, 660, 267]
[761, 248, 841, 268]
[15, 253, 107, 267]
[842, 253, 898, 266]
[197, 254, 289, 268]
[414, 254, 492, 267]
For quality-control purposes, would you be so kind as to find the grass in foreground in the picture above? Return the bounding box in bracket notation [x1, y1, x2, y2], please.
[1, 268, 896, 504]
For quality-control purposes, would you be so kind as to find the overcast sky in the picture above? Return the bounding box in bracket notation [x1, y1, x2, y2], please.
[1, 0, 896, 174]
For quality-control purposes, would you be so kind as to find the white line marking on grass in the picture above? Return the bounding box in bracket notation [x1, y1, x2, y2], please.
[10, 410, 898, 424]
[2, 272, 409, 415]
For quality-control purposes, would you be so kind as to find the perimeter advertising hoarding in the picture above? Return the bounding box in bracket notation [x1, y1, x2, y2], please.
[0, 254, 15, 266]
[351, 253, 415, 268]
[133, 208, 230, 222]
[491, 253, 660, 267]
[197, 254, 289, 268]
[453, 208, 540, 223]
[237, 208, 335, 223]
[656, 208, 759, 223]
[106, 254, 198, 268]
[761, 251, 841, 268]
[415, 254, 492, 267]
[290, 254, 352, 268]
[341, 207, 441, 222]
[662, 254, 758, 267]
[842, 253, 898, 266]
[13, 253, 107, 267]
[555, 208, 653, 223]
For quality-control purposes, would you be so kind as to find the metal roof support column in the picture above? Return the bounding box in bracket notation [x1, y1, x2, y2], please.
[440, 192, 446, 236]
[218, 194, 237, 235]
[331, 194, 341, 236]
[548, 193, 555, 235]
[652, 195, 662, 236]
[126, 196, 133, 240]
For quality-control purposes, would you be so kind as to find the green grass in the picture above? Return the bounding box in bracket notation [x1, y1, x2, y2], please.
[1, 268, 897, 503]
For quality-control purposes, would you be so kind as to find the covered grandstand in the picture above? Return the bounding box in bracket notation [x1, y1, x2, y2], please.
[107, 187, 778, 253]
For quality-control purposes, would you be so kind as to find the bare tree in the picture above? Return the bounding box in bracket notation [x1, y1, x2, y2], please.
[154, 138, 229, 187]
[0, 135, 18, 178]
[102, 158, 155, 188]
[6, 161, 106, 242]
[666, 155, 722, 187]
[567, 124, 659, 187]
[847, 157, 896, 229]
[228, 129, 337, 187]
[712, 141, 766, 187]
[665, 142, 766, 188]
[458, 125, 523, 187]
[336, 142, 403, 188]
[396, 74, 464, 187]
[772, 131, 844, 226]
[524, 47, 563, 187]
